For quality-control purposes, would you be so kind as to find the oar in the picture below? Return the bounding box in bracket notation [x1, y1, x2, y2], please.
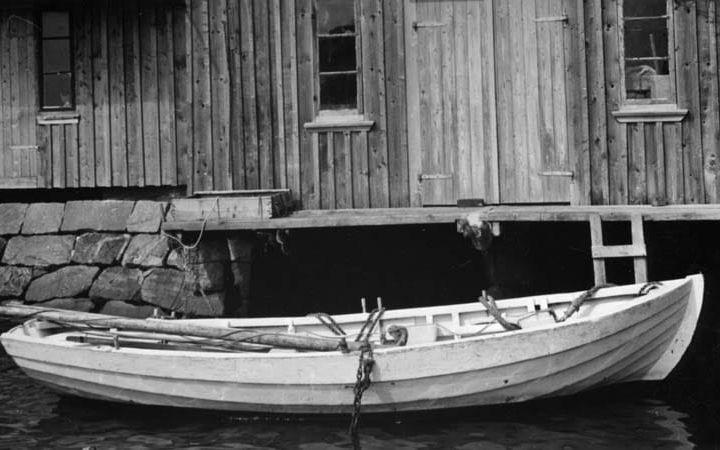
[0, 304, 361, 352]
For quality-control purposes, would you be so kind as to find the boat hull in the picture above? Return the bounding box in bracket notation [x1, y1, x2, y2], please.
[0, 275, 703, 413]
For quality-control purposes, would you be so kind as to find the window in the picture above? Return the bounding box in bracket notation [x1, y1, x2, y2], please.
[621, 0, 673, 103]
[316, 0, 359, 113]
[41, 11, 73, 110]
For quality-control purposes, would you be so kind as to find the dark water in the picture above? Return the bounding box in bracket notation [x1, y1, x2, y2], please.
[1, 323, 719, 449]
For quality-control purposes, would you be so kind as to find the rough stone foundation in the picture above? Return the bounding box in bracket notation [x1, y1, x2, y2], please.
[0, 201, 251, 318]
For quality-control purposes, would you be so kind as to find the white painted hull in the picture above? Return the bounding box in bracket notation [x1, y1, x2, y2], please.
[0, 275, 703, 413]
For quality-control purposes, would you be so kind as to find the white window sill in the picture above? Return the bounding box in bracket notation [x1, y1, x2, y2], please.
[612, 105, 688, 123]
[37, 111, 80, 125]
[304, 115, 374, 133]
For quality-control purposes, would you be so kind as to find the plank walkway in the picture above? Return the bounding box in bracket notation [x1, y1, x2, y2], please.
[162, 204, 720, 231]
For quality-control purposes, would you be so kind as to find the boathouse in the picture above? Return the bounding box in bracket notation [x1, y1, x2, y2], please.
[1, 0, 720, 318]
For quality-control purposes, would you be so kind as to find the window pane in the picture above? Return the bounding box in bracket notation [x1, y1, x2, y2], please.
[320, 73, 357, 110]
[625, 0, 666, 18]
[319, 36, 356, 72]
[43, 39, 71, 73]
[624, 18, 668, 61]
[43, 73, 73, 108]
[317, 0, 355, 34]
[42, 12, 70, 38]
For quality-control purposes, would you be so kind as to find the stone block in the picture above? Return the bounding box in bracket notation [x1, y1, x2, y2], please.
[2, 235, 75, 267]
[122, 234, 170, 268]
[127, 201, 166, 233]
[61, 200, 135, 232]
[89, 267, 142, 301]
[182, 292, 225, 317]
[99, 301, 156, 319]
[0, 266, 32, 298]
[21, 203, 65, 235]
[72, 233, 130, 265]
[140, 268, 224, 316]
[25, 266, 100, 303]
[140, 268, 191, 310]
[39, 298, 94, 313]
[0, 203, 27, 235]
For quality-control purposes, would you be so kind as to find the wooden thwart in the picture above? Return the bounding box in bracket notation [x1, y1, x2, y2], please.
[589, 214, 647, 285]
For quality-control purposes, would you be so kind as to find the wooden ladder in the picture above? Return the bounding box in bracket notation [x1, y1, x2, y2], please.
[589, 214, 647, 285]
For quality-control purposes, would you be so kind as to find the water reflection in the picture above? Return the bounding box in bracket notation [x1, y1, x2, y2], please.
[0, 321, 715, 449]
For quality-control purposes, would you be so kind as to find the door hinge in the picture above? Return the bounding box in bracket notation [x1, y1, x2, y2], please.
[413, 21, 446, 30]
[419, 173, 453, 182]
[533, 15, 568, 23]
[539, 171, 574, 178]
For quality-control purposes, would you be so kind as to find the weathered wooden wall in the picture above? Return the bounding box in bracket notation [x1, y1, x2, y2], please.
[36, 0, 190, 189]
[188, 0, 409, 209]
[0, 10, 40, 188]
[587, 0, 720, 205]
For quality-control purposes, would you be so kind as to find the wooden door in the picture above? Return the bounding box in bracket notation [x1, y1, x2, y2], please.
[0, 146, 41, 189]
[406, 0, 589, 205]
[405, 0, 500, 206]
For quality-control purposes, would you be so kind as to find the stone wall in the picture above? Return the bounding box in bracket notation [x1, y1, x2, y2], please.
[0, 201, 252, 318]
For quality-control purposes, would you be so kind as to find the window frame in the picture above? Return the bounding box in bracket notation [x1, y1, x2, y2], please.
[313, 0, 363, 118]
[618, 0, 676, 106]
[39, 10, 75, 112]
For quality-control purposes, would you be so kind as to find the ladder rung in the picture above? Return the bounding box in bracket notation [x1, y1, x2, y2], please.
[592, 244, 647, 259]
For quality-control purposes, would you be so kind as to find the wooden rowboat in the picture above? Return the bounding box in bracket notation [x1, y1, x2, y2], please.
[0, 275, 703, 414]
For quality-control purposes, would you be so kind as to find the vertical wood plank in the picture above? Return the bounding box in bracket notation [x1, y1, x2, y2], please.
[586, 0, 609, 204]
[173, 0, 192, 186]
[537, 0, 554, 203]
[653, 123, 667, 205]
[270, 0, 286, 189]
[645, 123, 658, 205]
[241, 0, 260, 189]
[361, 0, 389, 207]
[254, 0, 274, 188]
[494, 0, 513, 202]
[51, 126, 66, 188]
[297, 0, 317, 208]
[440, 0, 457, 204]
[523, 0, 542, 202]
[192, 0, 212, 191]
[589, 214, 606, 285]
[630, 215, 647, 283]
[384, 0, 408, 206]
[76, 3, 96, 187]
[453, 0, 472, 202]
[108, 0, 128, 186]
[92, 4, 111, 186]
[403, 0, 421, 206]
[37, 126, 51, 188]
[227, 0, 245, 188]
[352, 130, 370, 208]
[627, 123, 646, 204]
[565, 0, 590, 205]
[157, 5, 177, 186]
[603, 0, 627, 204]
[509, 0, 529, 201]
[140, 5, 160, 186]
[319, 132, 335, 209]
[209, 0, 231, 190]
[0, 10, 7, 179]
[65, 123, 79, 187]
[480, 0, 499, 202]
[698, 0, 720, 203]
[124, 0, 144, 186]
[281, 0, 300, 199]
[25, 12, 38, 150]
[664, 123, 684, 203]
[549, 0, 569, 202]
[15, 14, 27, 149]
[335, 131, 353, 208]
[675, 0, 704, 203]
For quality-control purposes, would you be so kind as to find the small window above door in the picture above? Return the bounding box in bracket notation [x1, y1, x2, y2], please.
[40, 11, 74, 111]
